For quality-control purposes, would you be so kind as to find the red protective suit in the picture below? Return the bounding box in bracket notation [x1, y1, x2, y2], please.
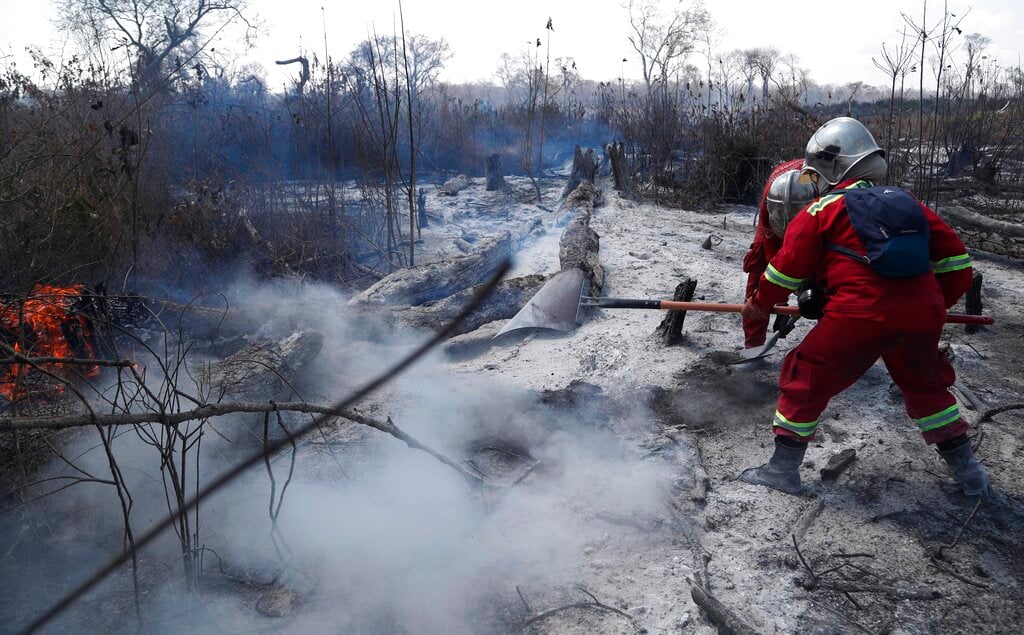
[752, 179, 974, 445]
[743, 158, 804, 347]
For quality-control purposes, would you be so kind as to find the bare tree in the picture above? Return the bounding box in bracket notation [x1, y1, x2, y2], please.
[58, 0, 256, 89]
[746, 47, 780, 105]
[626, 0, 709, 97]
[874, 26, 917, 182]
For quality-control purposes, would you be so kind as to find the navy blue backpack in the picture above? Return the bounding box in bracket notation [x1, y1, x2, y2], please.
[827, 186, 931, 278]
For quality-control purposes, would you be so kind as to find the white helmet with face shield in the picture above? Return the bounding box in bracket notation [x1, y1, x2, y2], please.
[766, 169, 817, 237]
[800, 117, 885, 189]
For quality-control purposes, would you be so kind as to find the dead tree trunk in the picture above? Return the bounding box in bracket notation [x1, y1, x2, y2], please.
[940, 205, 1024, 259]
[560, 145, 599, 200]
[485, 154, 507, 191]
[605, 141, 631, 192]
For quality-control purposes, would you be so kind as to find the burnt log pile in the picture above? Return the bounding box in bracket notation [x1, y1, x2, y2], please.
[940, 205, 1024, 260]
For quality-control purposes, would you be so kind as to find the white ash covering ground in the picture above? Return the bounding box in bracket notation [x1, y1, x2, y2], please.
[4, 175, 1023, 633]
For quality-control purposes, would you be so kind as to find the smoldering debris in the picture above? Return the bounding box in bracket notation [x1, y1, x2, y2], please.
[0, 274, 685, 634]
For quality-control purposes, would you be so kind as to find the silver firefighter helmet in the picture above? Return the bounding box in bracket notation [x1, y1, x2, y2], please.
[801, 117, 884, 188]
[766, 169, 817, 237]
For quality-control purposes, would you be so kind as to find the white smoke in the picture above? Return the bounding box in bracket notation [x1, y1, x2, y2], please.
[1, 275, 678, 633]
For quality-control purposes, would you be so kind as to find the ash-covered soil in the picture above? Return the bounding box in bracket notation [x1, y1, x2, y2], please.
[2, 173, 1022, 634]
[442, 177, 1024, 633]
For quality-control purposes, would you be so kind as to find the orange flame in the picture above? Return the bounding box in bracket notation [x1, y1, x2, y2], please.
[1, 284, 100, 402]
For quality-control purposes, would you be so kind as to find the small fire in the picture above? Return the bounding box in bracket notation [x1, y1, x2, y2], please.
[0, 284, 100, 402]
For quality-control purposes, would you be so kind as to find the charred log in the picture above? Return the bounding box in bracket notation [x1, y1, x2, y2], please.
[393, 275, 547, 336]
[485, 154, 507, 191]
[199, 330, 323, 401]
[560, 145, 599, 200]
[559, 181, 604, 294]
[438, 174, 471, 196]
[348, 232, 512, 307]
[940, 205, 1024, 259]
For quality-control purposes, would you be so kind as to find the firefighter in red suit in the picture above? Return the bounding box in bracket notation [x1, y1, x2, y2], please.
[742, 158, 804, 349]
[739, 117, 989, 497]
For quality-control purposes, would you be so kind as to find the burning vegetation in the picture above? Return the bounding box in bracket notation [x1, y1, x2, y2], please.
[0, 285, 99, 403]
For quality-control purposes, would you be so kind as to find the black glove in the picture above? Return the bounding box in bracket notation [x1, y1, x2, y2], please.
[772, 314, 799, 337]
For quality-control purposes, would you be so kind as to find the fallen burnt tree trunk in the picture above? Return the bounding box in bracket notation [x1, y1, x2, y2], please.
[438, 174, 471, 196]
[393, 274, 546, 336]
[559, 181, 604, 294]
[200, 330, 324, 400]
[940, 205, 1024, 259]
[348, 232, 512, 308]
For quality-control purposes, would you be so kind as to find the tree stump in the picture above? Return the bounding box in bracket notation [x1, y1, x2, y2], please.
[605, 141, 631, 192]
[655, 279, 697, 346]
[965, 270, 983, 334]
[417, 187, 428, 229]
[485, 154, 506, 191]
[560, 145, 599, 199]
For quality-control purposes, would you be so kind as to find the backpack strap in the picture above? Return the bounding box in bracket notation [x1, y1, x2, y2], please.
[819, 181, 872, 264]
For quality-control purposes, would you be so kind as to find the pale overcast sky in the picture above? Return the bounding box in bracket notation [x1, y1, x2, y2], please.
[1, 0, 1022, 89]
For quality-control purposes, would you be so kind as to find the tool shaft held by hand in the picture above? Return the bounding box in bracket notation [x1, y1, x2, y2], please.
[586, 296, 993, 325]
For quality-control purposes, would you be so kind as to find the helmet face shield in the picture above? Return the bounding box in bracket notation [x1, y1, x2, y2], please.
[766, 169, 817, 237]
[803, 117, 884, 187]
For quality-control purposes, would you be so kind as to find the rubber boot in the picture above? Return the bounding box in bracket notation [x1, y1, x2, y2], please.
[740, 438, 807, 495]
[938, 439, 990, 497]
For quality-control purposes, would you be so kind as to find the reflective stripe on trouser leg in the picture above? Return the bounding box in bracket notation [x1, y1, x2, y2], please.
[913, 404, 961, 432]
[773, 410, 818, 437]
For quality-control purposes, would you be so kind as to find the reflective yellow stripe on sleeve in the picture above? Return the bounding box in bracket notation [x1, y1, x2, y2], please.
[805, 193, 843, 216]
[764, 264, 803, 291]
[932, 253, 971, 274]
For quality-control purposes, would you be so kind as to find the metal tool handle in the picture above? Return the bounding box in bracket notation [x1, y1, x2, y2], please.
[589, 297, 662, 309]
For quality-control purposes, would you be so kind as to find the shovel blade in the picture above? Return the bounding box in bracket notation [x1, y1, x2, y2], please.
[495, 268, 588, 338]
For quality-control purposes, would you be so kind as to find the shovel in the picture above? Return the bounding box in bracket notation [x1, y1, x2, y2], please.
[496, 267, 995, 338]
